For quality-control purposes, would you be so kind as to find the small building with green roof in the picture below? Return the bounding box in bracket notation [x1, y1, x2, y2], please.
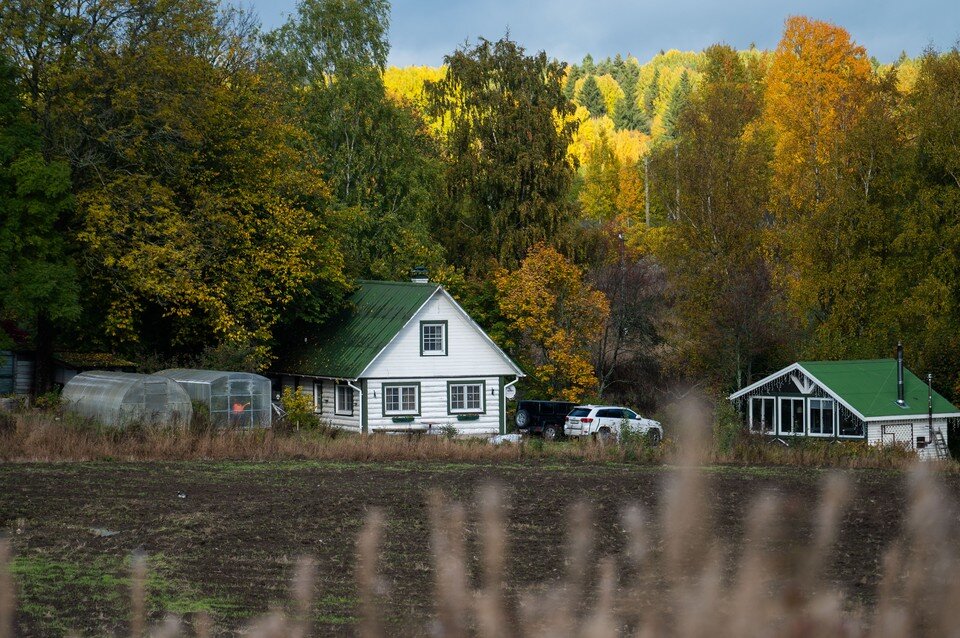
[729, 353, 958, 459]
[272, 278, 524, 435]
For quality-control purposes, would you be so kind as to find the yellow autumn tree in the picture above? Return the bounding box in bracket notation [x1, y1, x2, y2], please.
[495, 244, 609, 402]
[765, 15, 874, 316]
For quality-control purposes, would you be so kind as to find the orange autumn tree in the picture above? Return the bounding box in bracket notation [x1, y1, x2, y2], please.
[765, 16, 874, 317]
[495, 244, 609, 402]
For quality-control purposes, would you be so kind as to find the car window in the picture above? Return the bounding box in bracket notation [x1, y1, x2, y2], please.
[596, 409, 619, 418]
[541, 404, 554, 416]
[568, 407, 591, 417]
[623, 409, 637, 419]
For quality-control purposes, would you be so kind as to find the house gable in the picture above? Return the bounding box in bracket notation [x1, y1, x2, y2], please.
[361, 289, 522, 379]
[730, 359, 960, 421]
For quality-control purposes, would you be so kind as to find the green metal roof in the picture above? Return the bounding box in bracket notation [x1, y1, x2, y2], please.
[278, 280, 438, 379]
[798, 359, 959, 418]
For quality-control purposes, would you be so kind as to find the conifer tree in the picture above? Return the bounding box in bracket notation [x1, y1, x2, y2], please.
[564, 64, 582, 101]
[579, 75, 606, 117]
[662, 70, 691, 138]
[613, 63, 649, 132]
[643, 67, 660, 120]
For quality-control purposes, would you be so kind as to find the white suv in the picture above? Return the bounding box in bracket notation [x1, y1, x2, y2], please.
[565, 405, 663, 444]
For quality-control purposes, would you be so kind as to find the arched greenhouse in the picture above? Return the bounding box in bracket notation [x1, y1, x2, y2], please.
[61, 371, 193, 428]
[155, 369, 272, 429]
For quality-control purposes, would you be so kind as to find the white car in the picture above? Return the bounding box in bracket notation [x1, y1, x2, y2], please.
[565, 405, 663, 444]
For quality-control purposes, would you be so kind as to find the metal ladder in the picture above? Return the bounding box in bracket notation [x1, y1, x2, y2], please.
[933, 430, 949, 460]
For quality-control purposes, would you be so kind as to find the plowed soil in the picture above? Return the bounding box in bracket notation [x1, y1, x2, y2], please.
[0, 461, 949, 636]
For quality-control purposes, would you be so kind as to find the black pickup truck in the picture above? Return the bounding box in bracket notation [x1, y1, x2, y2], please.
[514, 400, 576, 440]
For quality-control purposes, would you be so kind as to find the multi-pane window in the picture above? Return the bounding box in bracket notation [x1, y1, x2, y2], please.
[749, 397, 775, 433]
[779, 397, 805, 435]
[449, 382, 483, 413]
[421, 322, 446, 355]
[335, 383, 354, 416]
[808, 398, 835, 436]
[839, 410, 864, 437]
[384, 384, 419, 415]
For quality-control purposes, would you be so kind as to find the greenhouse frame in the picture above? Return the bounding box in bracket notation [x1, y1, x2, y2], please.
[62, 371, 193, 428]
[155, 369, 272, 429]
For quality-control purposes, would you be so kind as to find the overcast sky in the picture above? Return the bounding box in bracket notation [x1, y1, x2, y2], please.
[244, 0, 960, 66]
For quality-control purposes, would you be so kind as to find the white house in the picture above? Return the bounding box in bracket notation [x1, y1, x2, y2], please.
[272, 278, 524, 435]
[729, 349, 959, 460]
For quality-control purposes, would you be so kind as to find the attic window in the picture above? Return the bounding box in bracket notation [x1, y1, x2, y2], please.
[420, 321, 447, 356]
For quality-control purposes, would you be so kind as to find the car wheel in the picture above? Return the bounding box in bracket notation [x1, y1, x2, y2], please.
[543, 425, 559, 441]
[596, 427, 613, 443]
[515, 409, 530, 429]
[647, 429, 662, 446]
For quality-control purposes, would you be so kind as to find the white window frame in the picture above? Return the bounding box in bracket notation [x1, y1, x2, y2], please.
[838, 409, 865, 439]
[808, 398, 836, 437]
[383, 383, 419, 416]
[749, 396, 776, 434]
[778, 397, 805, 436]
[313, 380, 322, 414]
[448, 381, 484, 414]
[335, 383, 354, 416]
[420, 321, 447, 356]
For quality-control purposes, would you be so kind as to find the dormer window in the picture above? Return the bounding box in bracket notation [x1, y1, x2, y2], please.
[420, 321, 447, 356]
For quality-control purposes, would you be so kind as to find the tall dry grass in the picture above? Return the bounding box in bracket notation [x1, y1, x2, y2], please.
[1, 409, 947, 470]
[3, 408, 960, 636]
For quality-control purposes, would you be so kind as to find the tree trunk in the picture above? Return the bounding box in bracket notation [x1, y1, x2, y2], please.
[33, 312, 55, 395]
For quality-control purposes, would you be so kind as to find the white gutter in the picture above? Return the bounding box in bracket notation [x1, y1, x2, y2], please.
[502, 376, 520, 435]
[346, 379, 364, 433]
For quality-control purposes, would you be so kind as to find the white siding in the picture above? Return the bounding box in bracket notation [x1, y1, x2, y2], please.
[362, 292, 518, 379]
[867, 418, 949, 460]
[320, 379, 361, 431]
[281, 376, 360, 431]
[366, 377, 501, 436]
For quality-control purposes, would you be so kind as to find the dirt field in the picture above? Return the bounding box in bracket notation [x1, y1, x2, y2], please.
[0, 461, 951, 636]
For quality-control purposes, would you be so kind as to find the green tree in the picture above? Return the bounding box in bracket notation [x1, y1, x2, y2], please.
[2, 0, 349, 362]
[426, 36, 578, 273]
[613, 62, 649, 132]
[0, 55, 78, 388]
[662, 70, 691, 139]
[564, 64, 583, 101]
[643, 67, 661, 119]
[579, 75, 606, 117]
[265, 0, 444, 283]
[893, 47, 960, 397]
[649, 45, 784, 389]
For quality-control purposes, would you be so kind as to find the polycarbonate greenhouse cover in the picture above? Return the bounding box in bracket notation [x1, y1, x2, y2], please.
[155, 369, 272, 428]
[61, 371, 192, 428]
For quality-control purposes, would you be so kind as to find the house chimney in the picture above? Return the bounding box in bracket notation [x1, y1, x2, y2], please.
[410, 266, 429, 284]
[896, 341, 905, 406]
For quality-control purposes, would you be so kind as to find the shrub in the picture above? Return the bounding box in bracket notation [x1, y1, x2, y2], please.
[712, 399, 743, 455]
[437, 423, 458, 440]
[189, 401, 213, 435]
[278, 387, 322, 432]
[32, 390, 62, 412]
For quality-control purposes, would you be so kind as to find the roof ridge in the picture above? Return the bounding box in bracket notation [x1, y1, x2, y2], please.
[799, 358, 896, 364]
[356, 279, 439, 287]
